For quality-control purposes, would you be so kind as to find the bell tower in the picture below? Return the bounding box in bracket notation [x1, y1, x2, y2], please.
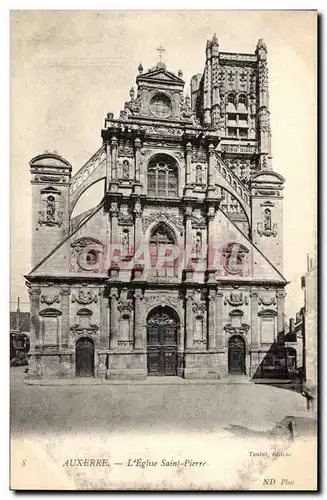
[29, 152, 72, 268]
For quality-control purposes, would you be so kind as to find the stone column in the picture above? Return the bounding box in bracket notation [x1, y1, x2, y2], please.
[215, 290, 224, 348]
[250, 290, 259, 346]
[134, 137, 141, 183]
[185, 290, 194, 349]
[105, 140, 111, 188]
[134, 289, 144, 349]
[208, 289, 216, 350]
[27, 286, 41, 378]
[207, 207, 216, 271]
[208, 143, 215, 187]
[133, 199, 142, 253]
[185, 142, 192, 186]
[109, 288, 119, 349]
[184, 206, 193, 270]
[60, 285, 71, 348]
[29, 286, 41, 349]
[99, 287, 109, 348]
[277, 289, 286, 340]
[111, 136, 118, 180]
[110, 202, 119, 260]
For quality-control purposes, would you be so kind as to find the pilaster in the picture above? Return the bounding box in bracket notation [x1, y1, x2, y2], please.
[250, 290, 259, 347]
[208, 143, 215, 187]
[111, 136, 118, 180]
[134, 289, 145, 349]
[109, 287, 119, 349]
[208, 289, 216, 350]
[109, 202, 119, 265]
[28, 286, 41, 350]
[99, 287, 109, 348]
[277, 289, 286, 339]
[215, 290, 224, 348]
[184, 205, 193, 272]
[185, 289, 194, 349]
[184, 142, 193, 196]
[60, 285, 70, 348]
[133, 199, 142, 252]
[105, 140, 111, 189]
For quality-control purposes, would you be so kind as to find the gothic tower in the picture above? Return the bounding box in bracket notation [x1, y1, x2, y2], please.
[191, 35, 284, 271]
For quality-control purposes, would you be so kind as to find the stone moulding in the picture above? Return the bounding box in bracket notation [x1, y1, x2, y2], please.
[40, 294, 61, 305]
[224, 324, 250, 335]
[70, 324, 99, 335]
[71, 289, 98, 305]
[224, 291, 248, 307]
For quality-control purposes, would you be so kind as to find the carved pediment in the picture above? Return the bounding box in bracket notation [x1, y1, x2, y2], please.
[137, 68, 184, 86]
[40, 185, 61, 194]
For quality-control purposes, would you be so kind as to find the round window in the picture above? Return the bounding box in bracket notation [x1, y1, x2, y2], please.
[86, 250, 99, 265]
[150, 93, 172, 119]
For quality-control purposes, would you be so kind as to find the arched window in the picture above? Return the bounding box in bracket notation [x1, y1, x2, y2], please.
[149, 223, 177, 278]
[238, 94, 248, 111]
[147, 155, 178, 198]
[227, 93, 236, 107]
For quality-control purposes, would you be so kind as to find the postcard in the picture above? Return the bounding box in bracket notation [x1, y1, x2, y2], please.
[10, 10, 317, 491]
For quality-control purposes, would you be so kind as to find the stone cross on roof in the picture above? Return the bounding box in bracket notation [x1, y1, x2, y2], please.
[156, 44, 166, 62]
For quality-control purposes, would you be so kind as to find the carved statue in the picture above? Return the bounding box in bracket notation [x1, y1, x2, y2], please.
[122, 229, 130, 255]
[46, 195, 56, 219]
[195, 165, 203, 184]
[264, 208, 272, 231]
[122, 160, 130, 179]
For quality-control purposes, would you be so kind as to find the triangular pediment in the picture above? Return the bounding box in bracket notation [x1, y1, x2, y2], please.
[40, 185, 62, 194]
[137, 68, 184, 86]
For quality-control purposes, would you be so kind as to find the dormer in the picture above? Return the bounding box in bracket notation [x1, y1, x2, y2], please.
[120, 61, 194, 123]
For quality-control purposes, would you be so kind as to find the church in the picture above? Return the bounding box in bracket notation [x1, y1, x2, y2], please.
[26, 36, 287, 379]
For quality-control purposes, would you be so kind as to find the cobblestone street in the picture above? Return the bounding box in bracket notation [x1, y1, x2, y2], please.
[10, 367, 314, 438]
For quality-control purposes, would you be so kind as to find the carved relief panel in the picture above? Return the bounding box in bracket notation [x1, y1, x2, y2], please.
[257, 205, 278, 237]
[70, 237, 105, 273]
[217, 243, 250, 277]
[38, 186, 63, 228]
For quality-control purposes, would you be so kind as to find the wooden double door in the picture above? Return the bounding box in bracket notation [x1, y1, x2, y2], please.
[75, 337, 94, 377]
[228, 335, 246, 374]
[147, 307, 179, 376]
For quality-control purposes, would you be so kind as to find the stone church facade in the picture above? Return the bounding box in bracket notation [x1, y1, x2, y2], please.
[26, 36, 287, 379]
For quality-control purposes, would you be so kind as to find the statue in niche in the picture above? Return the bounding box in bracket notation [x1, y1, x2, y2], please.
[46, 195, 56, 219]
[193, 231, 203, 261]
[264, 208, 272, 231]
[195, 232, 202, 254]
[195, 165, 203, 184]
[122, 229, 129, 251]
[122, 160, 130, 179]
[257, 207, 277, 237]
[122, 229, 132, 259]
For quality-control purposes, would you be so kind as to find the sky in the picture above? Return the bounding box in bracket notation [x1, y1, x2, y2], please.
[10, 10, 317, 316]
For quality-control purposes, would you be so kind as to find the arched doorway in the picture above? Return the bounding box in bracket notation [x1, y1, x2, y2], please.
[75, 337, 94, 377]
[228, 335, 246, 374]
[147, 306, 179, 376]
